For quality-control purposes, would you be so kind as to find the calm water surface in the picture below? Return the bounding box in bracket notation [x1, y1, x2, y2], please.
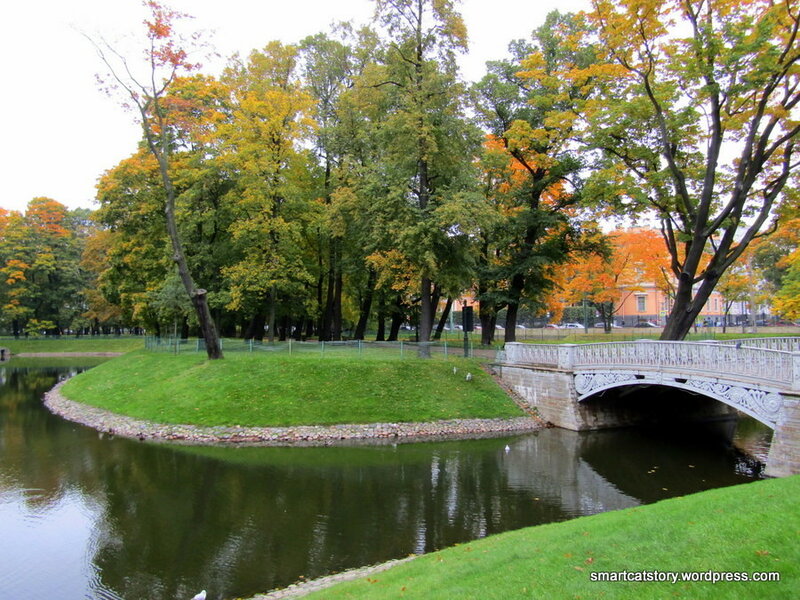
[0, 363, 768, 600]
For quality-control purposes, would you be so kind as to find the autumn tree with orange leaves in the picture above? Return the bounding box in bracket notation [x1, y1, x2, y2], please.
[473, 11, 602, 342]
[0, 199, 90, 336]
[559, 228, 671, 332]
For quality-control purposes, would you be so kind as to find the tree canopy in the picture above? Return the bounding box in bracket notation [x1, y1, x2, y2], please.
[3, 0, 796, 343]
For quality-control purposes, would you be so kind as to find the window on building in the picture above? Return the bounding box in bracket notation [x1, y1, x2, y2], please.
[637, 296, 646, 312]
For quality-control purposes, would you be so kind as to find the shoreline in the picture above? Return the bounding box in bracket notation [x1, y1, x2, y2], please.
[15, 352, 125, 357]
[246, 556, 418, 600]
[43, 381, 543, 446]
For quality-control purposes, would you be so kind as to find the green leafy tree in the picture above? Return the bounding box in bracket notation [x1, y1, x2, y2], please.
[219, 42, 317, 342]
[372, 0, 479, 354]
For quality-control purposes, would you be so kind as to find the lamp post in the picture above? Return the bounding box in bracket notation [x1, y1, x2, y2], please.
[462, 300, 473, 358]
[583, 295, 589, 334]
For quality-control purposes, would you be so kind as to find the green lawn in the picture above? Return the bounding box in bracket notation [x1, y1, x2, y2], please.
[303, 475, 799, 600]
[1, 336, 143, 354]
[60, 351, 525, 427]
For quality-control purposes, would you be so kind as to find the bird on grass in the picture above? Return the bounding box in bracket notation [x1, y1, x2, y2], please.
[190, 591, 206, 600]
[465, 372, 472, 381]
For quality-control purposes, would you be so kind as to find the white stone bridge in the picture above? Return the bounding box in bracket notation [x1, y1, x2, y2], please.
[498, 338, 800, 477]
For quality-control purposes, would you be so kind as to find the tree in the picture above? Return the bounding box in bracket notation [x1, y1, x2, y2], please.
[299, 27, 383, 341]
[219, 41, 316, 343]
[556, 228, 671, 331]
[93, 150, 175, 333]
[583, 0, 800, 340]
[0, 209, 34, 336]
[774, 254, 800, 320]
[372, 0, 478, 355]
[0, 199, 89, 336]
[473, 11, 598, 342]
[89, 0, 223, 358]
[716, 266, 750, 332]
[769, 208, 800, 320]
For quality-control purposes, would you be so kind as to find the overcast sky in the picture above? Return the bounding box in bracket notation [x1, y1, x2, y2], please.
[1, 0, 590, 213]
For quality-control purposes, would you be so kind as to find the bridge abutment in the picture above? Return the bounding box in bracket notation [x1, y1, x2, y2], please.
[499, 364, 642, 430]
[765, 397, 800, 478]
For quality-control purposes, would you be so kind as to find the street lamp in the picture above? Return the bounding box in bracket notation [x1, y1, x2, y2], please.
[462, 299, 473, 358]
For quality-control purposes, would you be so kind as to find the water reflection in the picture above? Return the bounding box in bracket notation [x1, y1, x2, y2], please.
[0, 365, 762, 600]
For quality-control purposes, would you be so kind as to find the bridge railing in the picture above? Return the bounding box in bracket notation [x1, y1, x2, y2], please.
[504, 340, 798, 389]
[716, 337, 800, 352]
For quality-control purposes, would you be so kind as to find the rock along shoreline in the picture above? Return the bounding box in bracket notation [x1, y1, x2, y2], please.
[43, 380, 543, 447]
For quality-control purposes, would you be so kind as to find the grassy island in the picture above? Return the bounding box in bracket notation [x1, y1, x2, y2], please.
[300, 475, 799, 600]
[60, 350, 525, 427]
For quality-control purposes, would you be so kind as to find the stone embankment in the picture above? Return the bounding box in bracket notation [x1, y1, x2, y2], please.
[43, 381, 542, 446]
[247, 557, 417, 599]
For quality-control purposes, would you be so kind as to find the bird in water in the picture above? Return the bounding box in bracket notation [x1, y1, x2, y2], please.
[190, 591, 207, 600]
[504, 444, 511, 453]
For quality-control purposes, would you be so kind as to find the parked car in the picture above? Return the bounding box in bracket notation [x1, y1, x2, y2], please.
[562, 322, 584, 329]
[634, 321, 660, 328]
[545, 323, 561, 329]
[594, 322, 622, 328]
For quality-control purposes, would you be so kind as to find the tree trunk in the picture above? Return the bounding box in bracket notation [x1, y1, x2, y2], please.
[333, 268, 343, 340]
[504, 273, 525, 343]
[244, 310, 267, 341]
[376, 293, 386, 341]
[504, 302, 519, 343]
[278, 315, 289, 341]
[418, 276, 433, 357]
[267, 286, 276, 343]
[354, 270, 377, 340]
[660, 274, 720, 340]
[321, 256, 335, 341]
[479, 299, 497, 346]
[433, 297, 452, 340]
[387, 295, 405, 342]
[145, 122, 222, 359]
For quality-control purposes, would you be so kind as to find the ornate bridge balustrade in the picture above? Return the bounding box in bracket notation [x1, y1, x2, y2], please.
[719, 337, 800, 353]
[499, 339, 800, 478]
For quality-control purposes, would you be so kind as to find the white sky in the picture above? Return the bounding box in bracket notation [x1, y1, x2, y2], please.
[1, 0, 590, 213]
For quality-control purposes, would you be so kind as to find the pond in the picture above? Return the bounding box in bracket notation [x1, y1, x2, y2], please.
[0, 363, 768, 600]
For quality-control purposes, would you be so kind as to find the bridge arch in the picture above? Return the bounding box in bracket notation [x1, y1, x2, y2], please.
[573, 370, 783, 429]
[498, 339, 800, 477]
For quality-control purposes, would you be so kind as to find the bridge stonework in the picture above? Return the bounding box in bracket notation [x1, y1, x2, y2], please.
[498, 339, 800, 478]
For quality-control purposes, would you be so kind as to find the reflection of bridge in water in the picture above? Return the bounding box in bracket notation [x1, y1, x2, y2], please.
[498, 338, 800, 477]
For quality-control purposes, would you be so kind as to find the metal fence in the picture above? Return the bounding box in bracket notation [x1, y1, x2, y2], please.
[143, 337, 501, 360]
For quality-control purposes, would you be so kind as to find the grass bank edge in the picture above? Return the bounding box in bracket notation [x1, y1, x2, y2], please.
[60, 350, 526, 427]
[298, 475, 798, 600]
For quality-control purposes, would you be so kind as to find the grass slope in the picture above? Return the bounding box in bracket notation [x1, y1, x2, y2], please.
[305, 476, 799, 599]
[61, 351, 524, 427]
